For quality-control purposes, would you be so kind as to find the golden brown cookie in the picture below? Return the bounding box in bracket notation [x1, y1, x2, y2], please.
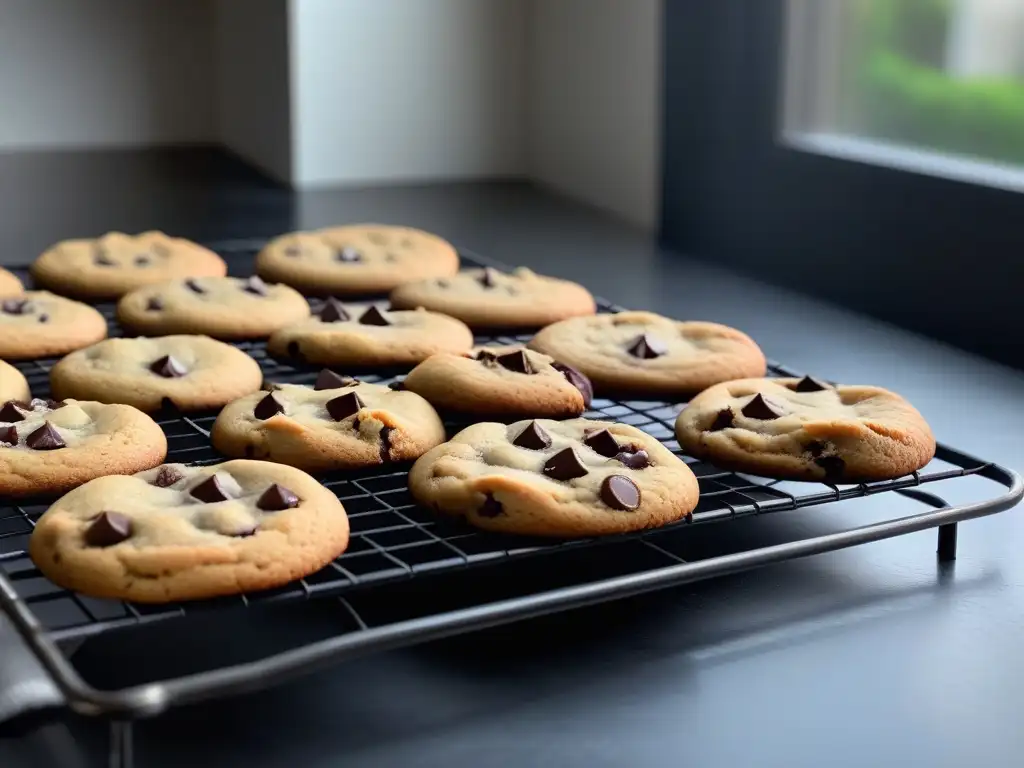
[390, 267, 596, 328]
[212, 377, 445, 471]
[31, 231, 226, 300]
[117, 276, 310, 339]
[29, 460, 350, 603]
[0, 398, 167, 497]
[409, 418, 699, 537]
[0, 292, 107, 360]
[0, 360, 30, 403]
[256, 224, 459, 296]
[50, 336, 263, 412]
[674, 377, 936, 482]
[529, 311, 766, 397]
[0, 267, 23, 296]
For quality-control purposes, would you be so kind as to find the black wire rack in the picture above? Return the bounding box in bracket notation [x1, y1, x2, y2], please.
[0, 241, 1021, 737]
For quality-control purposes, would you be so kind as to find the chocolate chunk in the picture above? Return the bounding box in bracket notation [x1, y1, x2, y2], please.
[184, 278, 206, 294]
[37, 314, 49, 323]
[627, 334, 668, 359]
[793, 375, 829, 393]
[254, 392, 284, 420]
[150, 355, 187, 378]
[1, 299, 31, 315]
[319, 298, 350, 323]
[146, 296, 163, 311]
[478, 493, 503, 518]
[815, 456, 846, 480]
[709, 408, 734, 431]
[379, 426, 393, 462]
[94, 252, 116, 267]
[513, 421, 551, 450]
[336, 246, 362, 262]
[551, 362, 593, 406]
[242, 276, 268, 296]
[600, 475, 641, 511]
[543, 447, 588, 481]
[358, 306, 390, 326]
[41, 399, 63, 411]
[84, 512, 132, 547]
[315, 369, 357, 390]
[257, 484, 299, 511]
[496, 350, 533, 374]
[25, 423, 64, 450]
[190, 474, 233, 503]
[0, 401, 27, 423]
[584, 429, 620, 458]
[326, 391, 364, 421]
[0, 425, 17, 446]
[388, 380, 405, 391]
[153, 465, 184, 487]
[478, 267, 499, 288]
[476, 350, 498, 363]
[134, 255, 151, 267]
[741, 393, 783, 420]
[615, 449, 650, 470]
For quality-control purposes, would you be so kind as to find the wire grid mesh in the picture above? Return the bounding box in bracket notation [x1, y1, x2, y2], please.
[0, 249, 996, 644]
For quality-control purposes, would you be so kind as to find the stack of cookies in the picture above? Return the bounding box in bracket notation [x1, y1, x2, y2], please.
[2, 225, 935, 606]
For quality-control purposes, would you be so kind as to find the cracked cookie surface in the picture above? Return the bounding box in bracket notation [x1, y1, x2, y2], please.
[0, 292, 108, 360]
[674, 377, 936, 482]
[29, 460, 349, 603]
[409, 418, 699, 537]
[50, 336, 263, 412]
[212, 377, 446, 471]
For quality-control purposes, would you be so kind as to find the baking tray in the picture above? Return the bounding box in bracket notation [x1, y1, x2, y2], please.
[1, 240, 1020, 732]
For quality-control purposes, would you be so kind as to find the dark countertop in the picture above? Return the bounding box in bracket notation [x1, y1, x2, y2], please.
[3, 149, 1024, 768]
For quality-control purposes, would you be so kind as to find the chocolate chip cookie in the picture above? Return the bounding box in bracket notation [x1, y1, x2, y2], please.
[409, 418, 699, 537]
[212, 376, 445, 471]
[389, 267, 596, 329]
[0, 360, 30, 404]
[0, 292, 108, 360]
[31, 231, 227, 300]
[0, 267, 23, 296]
[675, 377, 936, 482]
[529, 311, 766, 397]
[256, 224, 459, 296]
[29, 460, 350, 603]
[402, 346, 592, 419]
[117, 276, 311, 340]
[267, 302, 473, 367]
[50, 336, 263, 412]
[1, 398, 167, 497]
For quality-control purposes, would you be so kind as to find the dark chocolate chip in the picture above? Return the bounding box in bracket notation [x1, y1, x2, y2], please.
[379, 426, 393, 463]
[815, 456, 846, 480]
[0, 425, 17, 446]
[190, 474, 233, 503]
[134, 255, 151, 267]
[627, 334, 668, 359]
[336, 246, 362, 262]
[315, 369, 357, 390]
[584, 429, 620, 458]
[709, 408, 734, 431]
[513, 421, 551, 450]
[1, 299, 31, 315]
[84, 512, 132, 547]
[478, 493, 503, 518]
[0, 401, 27, 423]
[37, 314, 48, 324]
[146, 296, 163, 311]
[326, 391, 365, 421]
[153, 465, 184, 487]
[150, 355, 187, 378]
[805, 441, 826, 457]
[254, 392, 284, 420]
[551, 362, 593, 406]
[25, 423, 64, 450]
[242, 276, 269, 296]
[478, 267, 499, 288]
[793, 375, 829, 393]
[184, 278, 206, 294]
[358, 306, 390, 326]
[741, 393, 783, 420]
[319, 298, 350, 323]
[476, 350, 498, 363]
[94, 252, 116, 267]
[388, 380, 405, 391]
[257, 484, 299, 511]
[287, 341, 301, 357]
[543, 447, 589, 481]
[615, 449, 650, 470]
[600, 475, 641, 510]
[496, 350, 533, 374]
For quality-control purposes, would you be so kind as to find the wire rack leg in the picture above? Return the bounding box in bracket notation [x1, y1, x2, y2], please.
[937, 523, 958, 562]
[109, 720, 134, 768]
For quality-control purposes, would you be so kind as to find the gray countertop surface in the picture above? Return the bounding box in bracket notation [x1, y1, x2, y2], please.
[2, 149, 1023, 767]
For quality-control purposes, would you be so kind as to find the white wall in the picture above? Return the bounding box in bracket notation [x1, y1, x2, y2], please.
[0, 0, 216, 150]
[289, 0, 527, 186]
[526, 0, 661, 230]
